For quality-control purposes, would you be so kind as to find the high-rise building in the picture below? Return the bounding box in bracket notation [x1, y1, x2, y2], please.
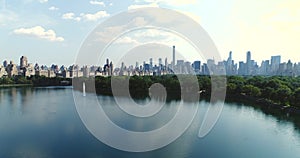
[150, 58, 153, 70]
[6, 61, 18, 77]
[246, 51, 252, 75]
[259, 60, 270, 75]
[207, 59, 215, 75]
[271, 55, 281, 75]
[158, 58, 162, 70]
[202, 63, 209, 75]
[172, 46, 176, 67]
[135, 62, 139, 69]
[164, 58, 168, 70]
[226, 51, 234, 75]
[193, 61, 201, 72]
[3, 60, 7, 68]
[238, 61, 246, 75]
[286, 60, 293, 76]
[20, 56, 28, 68]
[177, 60, 184, 74]
[109, 62, 113, 76]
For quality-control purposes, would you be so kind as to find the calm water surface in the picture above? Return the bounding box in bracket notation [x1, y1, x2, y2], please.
[0, 87, 300, 158]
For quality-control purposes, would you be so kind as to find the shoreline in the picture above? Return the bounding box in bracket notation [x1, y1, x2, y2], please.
[226, 93, 300, 116]
[0, 84, 33, 88]
[1, 85, 300, 128]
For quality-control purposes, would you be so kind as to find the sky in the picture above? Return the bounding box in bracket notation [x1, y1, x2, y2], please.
[1, 0, 300, 66]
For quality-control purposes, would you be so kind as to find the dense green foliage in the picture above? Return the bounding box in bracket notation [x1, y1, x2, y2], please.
[227, 76, 300, 107]
[0, 75, 72, 86]
[2, 75, 300, 108]
[77, 75, 300, 108]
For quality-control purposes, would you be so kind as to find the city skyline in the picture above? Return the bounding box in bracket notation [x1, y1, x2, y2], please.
[1, 46, 300, 78]
[1, 0, 300, 66]
[0, 49, 296, 68]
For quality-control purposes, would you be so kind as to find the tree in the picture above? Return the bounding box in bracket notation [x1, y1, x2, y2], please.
[0, 77, 14, 84]
[275, 85, 292, 104]
[293, 88, 300, 107]
[242, 85, 261, 97]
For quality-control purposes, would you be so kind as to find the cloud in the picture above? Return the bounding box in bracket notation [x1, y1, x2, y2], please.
[62, 12, 81, 21]
[95, 17, 148, 43]
[177, 10, 201, 23]
[0, 10, 18, 26]
[115, 36, 140, 45]
[109, 3, 113, 6]
[90, 0, 106, 7]
[160, 0, 196, 6]
[48, 6, 59, 11]
[80, 11, 110, 21]
[39, 0, 48, 3]
[128, 3, 159, 10]
[13, 26, 64, 42]
[62, 11, 109, 22]
[134, 0, 196, 6]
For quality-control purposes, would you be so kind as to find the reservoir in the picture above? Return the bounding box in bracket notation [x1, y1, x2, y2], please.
[0, 87, 300, 157]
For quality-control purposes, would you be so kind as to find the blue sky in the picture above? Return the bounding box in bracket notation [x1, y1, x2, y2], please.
[1, 0, 300, 66]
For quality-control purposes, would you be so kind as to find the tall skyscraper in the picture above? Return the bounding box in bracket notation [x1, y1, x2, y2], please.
[106, 58, 109, 66]
[164, 58, 168, 69]
[246, 51, 251, 63]
[226, 51, 233, 75]
[20, 56, 28, 68]
[109, 62, 113, 76]
[246, 51, 252, 75]
[158, 58, 162, 66]
[3, 60, 7, 68]
[172, 46, 176, 68]
[135, 62, 139, 69]
[238, 61, 246, 75]
[271, 55, 281, 74]
[193, 61, 201, 72]
[228, 51, 232, 62]
[150, 58, 153, 69]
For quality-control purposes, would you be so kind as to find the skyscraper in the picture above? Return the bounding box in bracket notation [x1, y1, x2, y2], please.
[193, 61, 201, 72]
[246, 51, 252, 75]
[164, 58, 168, 70]
[20, 56, 28, 68]
[3, 60, 7, 68]
[271, 55, 281, 74]
[158, 58, 162, 66]
[172, 46, 176, 68]
[226, 51, 233, 75]
[150, 58, 153, 69]
[247, 51, 251, 63]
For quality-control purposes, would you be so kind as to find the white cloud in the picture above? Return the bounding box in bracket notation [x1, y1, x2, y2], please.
[39, 0, 48, 3]
[177, 10, 201, 23]
[90, 0, 106, 7]
[48, 6, 59, 11]
[128, 3, 159, 10]
[160, 0, 196, 6]
[62, 12, 81, 21]
[109, 3, 113, 6]
[62, 11, 109, 22]
[13, 26, 64, 42]
[134, 0, 196, 6]
[0, 10, 18, 26]
[80, 11, 110, 21]
[115, 36, 140, 45]
[95, 17, 148, 43]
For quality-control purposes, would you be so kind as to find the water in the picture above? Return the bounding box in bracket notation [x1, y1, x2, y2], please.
[0, 87, 300, 158]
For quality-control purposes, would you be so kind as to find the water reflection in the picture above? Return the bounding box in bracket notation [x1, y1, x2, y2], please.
[0, 87, 300, 157]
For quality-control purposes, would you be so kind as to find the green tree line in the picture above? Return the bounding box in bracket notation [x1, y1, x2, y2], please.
[0, 75, 72, 86]
[85, 75, 300, 108]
